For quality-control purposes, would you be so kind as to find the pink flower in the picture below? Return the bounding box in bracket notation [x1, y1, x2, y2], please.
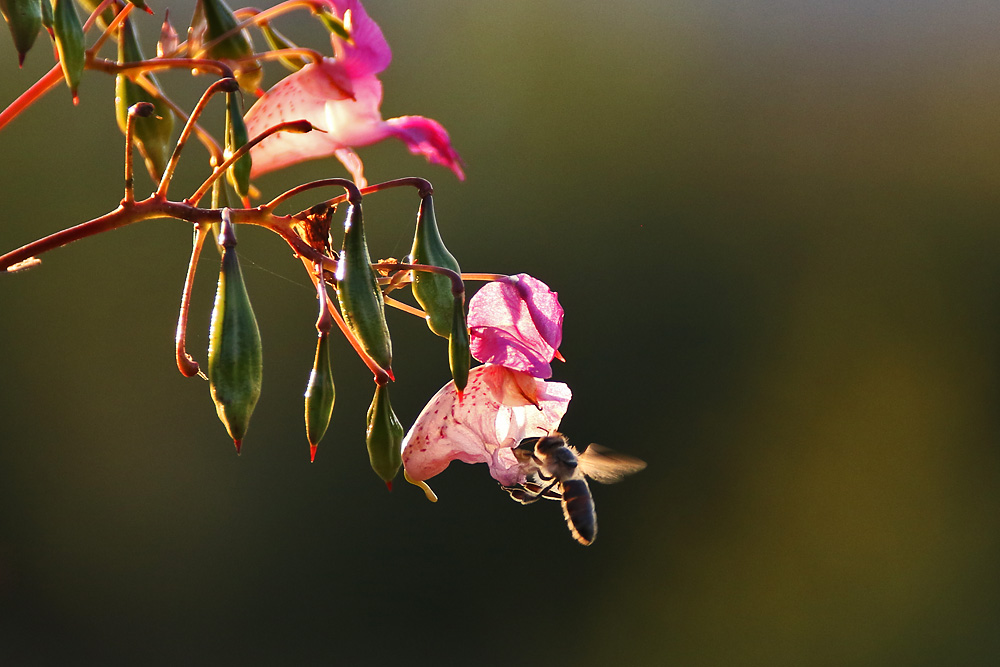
[401, 365, 571, 486]
[468, 274, 564, 379]
[401, 274, 569, 486]
[243, 0, 464, 185]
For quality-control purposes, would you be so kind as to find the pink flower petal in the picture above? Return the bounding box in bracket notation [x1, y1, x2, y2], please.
[402, 365, 572, 486]
[244, 59, 358, 177]
[245, 59, 464, 181]
[468, 274, 564, 378]
[386, 116, 465, 180]
[322, 0, 392, 77]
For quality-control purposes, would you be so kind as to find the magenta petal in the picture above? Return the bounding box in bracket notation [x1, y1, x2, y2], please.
[322, 0, 392, 77]
[385, 116, 465, 180]
[402, 365, 572, 486]
[468, 275, 564, 378]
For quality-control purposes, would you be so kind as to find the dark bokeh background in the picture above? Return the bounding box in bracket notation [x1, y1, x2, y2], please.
[4, 0, 1000, 664]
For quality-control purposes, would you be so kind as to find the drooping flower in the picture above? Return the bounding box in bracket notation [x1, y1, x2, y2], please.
[243, 0, 464, 185]
[468, 274, 563, 379]
[401, 274, 568, 486]
[401, 364, 571, 486]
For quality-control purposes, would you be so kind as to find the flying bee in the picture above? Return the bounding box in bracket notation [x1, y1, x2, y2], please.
[502, 432, 646, 545]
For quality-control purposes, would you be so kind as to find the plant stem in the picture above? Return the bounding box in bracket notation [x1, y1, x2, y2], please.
[175, 224, 210, 377]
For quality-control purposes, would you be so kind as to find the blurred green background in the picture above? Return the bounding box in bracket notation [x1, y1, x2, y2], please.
[3, 0, 1000, 664]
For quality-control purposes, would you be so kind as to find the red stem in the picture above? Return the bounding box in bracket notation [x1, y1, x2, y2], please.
[0, 65, 63, 132]
[175, 225, 210, 377]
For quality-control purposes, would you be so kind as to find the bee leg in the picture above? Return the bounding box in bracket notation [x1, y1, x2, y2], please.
[502, 484, 543, 504]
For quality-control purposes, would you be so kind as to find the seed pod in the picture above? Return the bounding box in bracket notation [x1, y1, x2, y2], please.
[304, 332, 335, 462]
[51, 0, 84, 103]
[196, 0, 262, 93]
[366, 383, 403, 488]
[336, 204, 392, 374]
[208, 216, 263, 452]
[259, 21, 306, 72]
[410, 194, 462, 338]
[1, 0, 43, 66]
[448, 294, 470, 393]
[115, 17, 175, 181]
[224, 91, 251, 199]
[39, 0, 51, 36]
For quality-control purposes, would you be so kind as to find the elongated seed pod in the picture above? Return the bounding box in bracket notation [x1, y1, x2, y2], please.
[197, 0, 262, 92]
[208, 217, 263, 452]
[224, 91, 251, 199]
[448, 294, 470, 393]
[336, 204, 392, 373]
[304, 332, 335, 462]
[1, 0, 43, 66]
[115, 17, 175, 181]
[51, 0, 83, 102]
[366, 383, 403, 487]
[410, 194, 461, 338]
[39, 0, 51, 35]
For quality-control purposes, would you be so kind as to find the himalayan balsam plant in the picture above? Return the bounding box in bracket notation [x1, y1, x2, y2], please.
[0, 0, 644, 544]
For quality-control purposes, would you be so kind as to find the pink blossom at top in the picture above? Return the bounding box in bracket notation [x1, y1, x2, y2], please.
[243, 0, 464, 185]
[402, 365, 572, 486]
[468, 274, 564, 379]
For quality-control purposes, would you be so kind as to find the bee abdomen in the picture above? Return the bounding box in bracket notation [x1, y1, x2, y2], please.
[560, 479, 597, 545]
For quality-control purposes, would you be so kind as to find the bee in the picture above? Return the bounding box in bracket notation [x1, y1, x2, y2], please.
[502, 432, 646, 545]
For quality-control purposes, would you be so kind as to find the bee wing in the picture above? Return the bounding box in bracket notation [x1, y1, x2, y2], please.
[577, 443, 647, 484]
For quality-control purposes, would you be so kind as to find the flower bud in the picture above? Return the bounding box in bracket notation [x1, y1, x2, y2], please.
[1, 0, 43, 66]
[410, 194, 461, 338]
[336, 204, 392, 374]
[366, 383, 403, 488]
[224, 91, 251, 199]
[195, 0, 262, 93]
[116, 17, 175, 181]
[449, 295, 470, 393]
[304, 332, 335, 462]
[208, 215, 263, 452]
[156, 9, 178, 57]
[259, 21, 306, 72]
[52, 0, 84, 103]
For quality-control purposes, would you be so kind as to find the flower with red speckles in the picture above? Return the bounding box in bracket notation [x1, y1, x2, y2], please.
[401, 275, 568, 486]
[402, 365, 571, 486]
[243, 0, 464, 186]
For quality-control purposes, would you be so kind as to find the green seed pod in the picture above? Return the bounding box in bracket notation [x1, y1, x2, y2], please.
[39, 0, 51, 35]
[336, 204, 392, 374]
[304, 332, 335, 462]
[197, 0, 262, 93]
[224, 91, 251, 199]
[366, 383, 403, 488]
[410, 194, 462, 338]
[51, 0, 83, 103]
[115, 17, 175, 181]
[208, 216, 263, 453]
[259, 21, 305, 72]
[1, 0, 42, 66]
[448, 295, 470, 393]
